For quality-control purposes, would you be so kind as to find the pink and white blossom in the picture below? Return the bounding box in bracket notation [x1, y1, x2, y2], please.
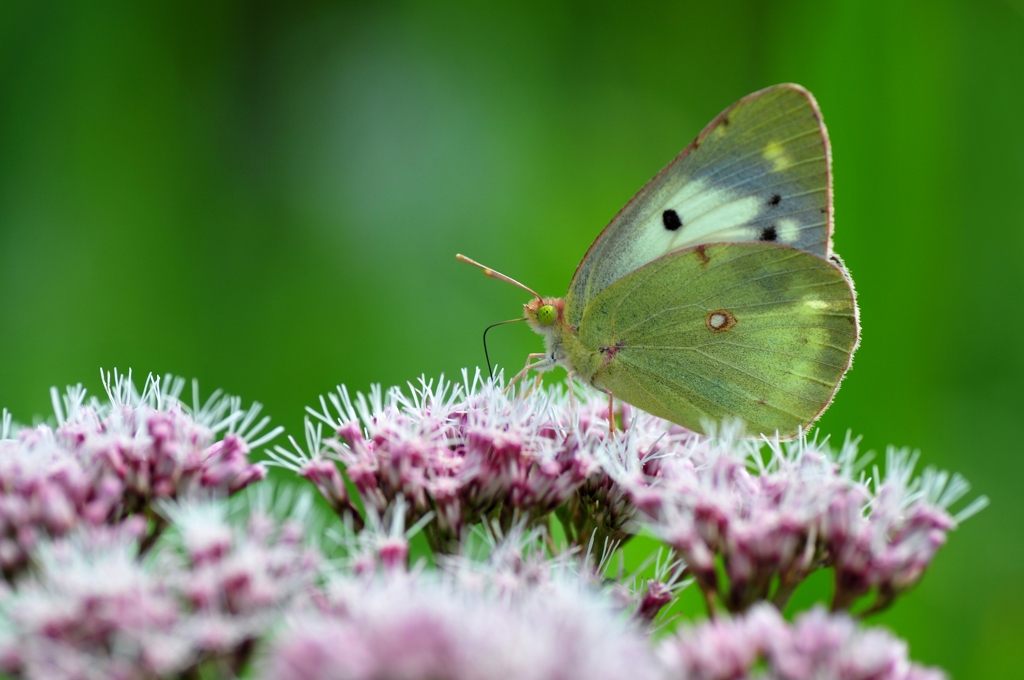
[0, 371, 281, 581]
[660, 604, 945, 680]
[0, 369, 981, 680]
[0, 499, 320, 679]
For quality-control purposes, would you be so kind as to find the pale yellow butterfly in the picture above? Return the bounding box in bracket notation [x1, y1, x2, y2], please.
[459, 84, 859, 437]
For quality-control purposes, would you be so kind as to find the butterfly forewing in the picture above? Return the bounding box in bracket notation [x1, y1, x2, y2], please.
[567, 84, 832, 328]
[576, 242, 857, 436]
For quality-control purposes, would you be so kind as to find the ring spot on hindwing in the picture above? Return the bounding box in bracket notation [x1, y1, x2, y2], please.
[706, 309, 737, 333]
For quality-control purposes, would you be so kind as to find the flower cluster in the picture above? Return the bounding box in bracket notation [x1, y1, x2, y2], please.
[259, 522, 681, 680]
[660, 604, 943, 680]
[0, 491, 947, 680]
[0, 498, 320, 679]
[253, 520, 940, 680]
[0, 369, 984, 680]
[273, 372, 985, 616]
[606, 425, 988, 614]
[0, 371, 280, 581]
[270, 371, 676, 552]
[260, 570, 662, 680]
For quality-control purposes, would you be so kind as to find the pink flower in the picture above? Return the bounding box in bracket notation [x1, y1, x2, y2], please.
[0, 371, 283, 581]
[661, 604, 945, 680]
[0, 499, 320, 679]
[271, 371, 674, 553]
[607, 427, 986, 614]
[1, 369, 976, 680]
[259, 571, 661, 680]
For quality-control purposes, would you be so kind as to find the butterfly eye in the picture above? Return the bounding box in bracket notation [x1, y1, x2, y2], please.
[537, 304, 556, 326]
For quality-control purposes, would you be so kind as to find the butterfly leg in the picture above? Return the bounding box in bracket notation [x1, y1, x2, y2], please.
[506, 353, 547, 394]
[566, 372, 576, 409]
[608, 392, 616, 435]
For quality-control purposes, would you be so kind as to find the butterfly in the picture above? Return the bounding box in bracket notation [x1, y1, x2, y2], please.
[458, 84, 859, 437]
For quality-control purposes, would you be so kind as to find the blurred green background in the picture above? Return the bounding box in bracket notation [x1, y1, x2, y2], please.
[1, 1, 1022, 676]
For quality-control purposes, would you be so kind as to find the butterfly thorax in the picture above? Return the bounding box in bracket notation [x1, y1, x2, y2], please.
[524, 297, 604, 382]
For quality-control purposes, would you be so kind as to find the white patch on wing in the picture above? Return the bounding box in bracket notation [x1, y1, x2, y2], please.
[637, 178, 767, 259]
[670, 177, 710, 205]
[777, 218, 800, 243]
[674, 194, 761, 247]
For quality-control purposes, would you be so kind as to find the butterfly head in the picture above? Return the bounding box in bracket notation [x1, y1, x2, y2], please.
[524, 297, 566, 333]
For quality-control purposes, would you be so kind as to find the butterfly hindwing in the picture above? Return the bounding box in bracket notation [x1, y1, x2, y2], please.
[567, 84, 832, 328]
[575, 242, 858, 436]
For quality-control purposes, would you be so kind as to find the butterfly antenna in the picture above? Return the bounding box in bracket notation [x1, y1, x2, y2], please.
[456, 254, 543, 302]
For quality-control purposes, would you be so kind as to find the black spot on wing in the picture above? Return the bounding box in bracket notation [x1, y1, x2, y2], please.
[760, 226, 778, 242]
[662, 209, 682, 231]
[768, 193, 782, 206]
